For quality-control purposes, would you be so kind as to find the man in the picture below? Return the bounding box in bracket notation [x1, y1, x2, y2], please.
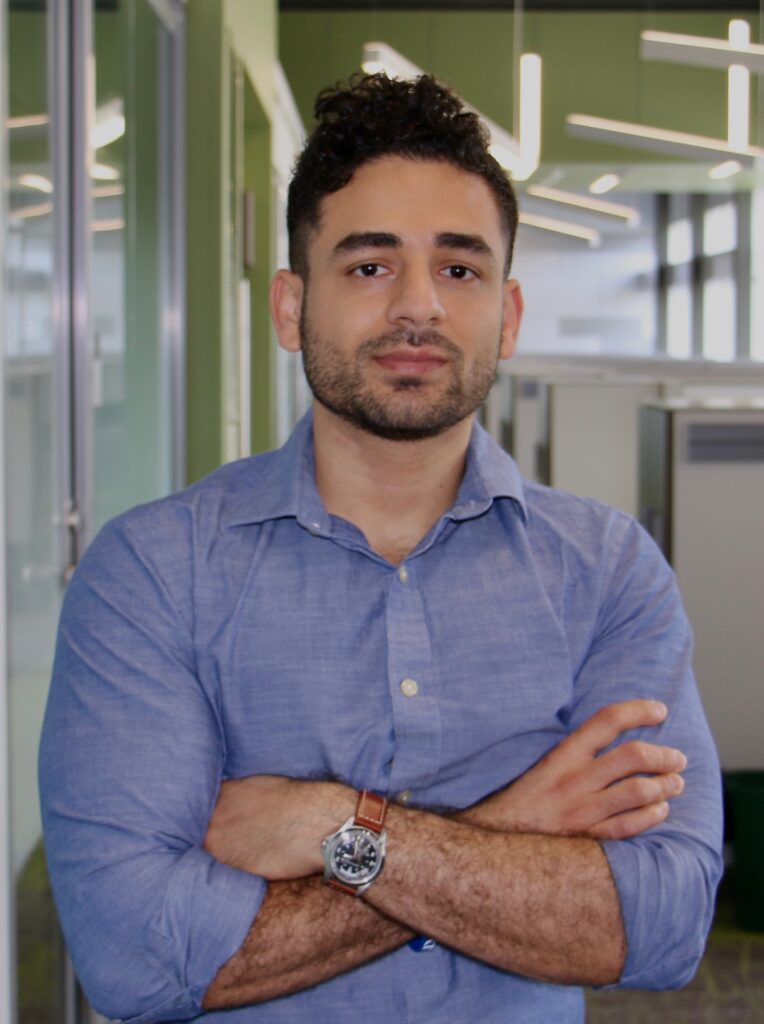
[40, 74, 722, 1023]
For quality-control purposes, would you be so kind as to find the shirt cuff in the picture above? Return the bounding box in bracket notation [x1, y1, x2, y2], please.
[601, 834, 715, 990]
[120, 846, 266, 1023]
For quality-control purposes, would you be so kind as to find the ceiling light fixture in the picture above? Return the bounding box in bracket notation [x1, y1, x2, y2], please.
[93, 185, 126, 199]
[17, 173, 54, 194]
[727, 21, 750, 150]
[92, 218, 125, 233]
[708, 159, 743, 180]
[572, 20, 760, 165]
[526, 183, 638, 223]
[361, 41, 542, 180]
[565, 113, 764, 164]
[640, 26, 764, 74]
[587, 173, 621, 196]
[91, 163, 120, 181]
[519, 211, 601, 247]
[513, 53, 542, 182]
[361, 42, 422, 80]
[7, 114, 49, 130]
[10, 201, 53, 220]
[92, 98, 125, 150]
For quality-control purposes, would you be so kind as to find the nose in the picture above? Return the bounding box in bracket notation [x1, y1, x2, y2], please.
[386, 265, 446, 328]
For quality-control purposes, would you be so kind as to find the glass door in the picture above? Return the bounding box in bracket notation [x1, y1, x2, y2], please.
[2, 1, 185, 1021]
[4, 1, 69, 1020]
[88, 0, 183, 539]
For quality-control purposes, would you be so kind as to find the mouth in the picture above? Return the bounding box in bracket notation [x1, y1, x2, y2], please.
[372, 348, 449, 375]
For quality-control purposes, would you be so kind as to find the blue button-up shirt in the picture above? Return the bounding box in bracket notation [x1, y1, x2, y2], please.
[39, 411, 723, 1024]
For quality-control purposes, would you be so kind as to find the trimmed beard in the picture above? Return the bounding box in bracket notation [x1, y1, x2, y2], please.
[299, 306, 499, 442]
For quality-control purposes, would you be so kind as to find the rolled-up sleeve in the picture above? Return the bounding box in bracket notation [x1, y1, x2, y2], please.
[39, 513, 266, 1022]
[570, 513, 723, 990]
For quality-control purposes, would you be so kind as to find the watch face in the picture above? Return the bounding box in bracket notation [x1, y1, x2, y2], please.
[329, 827, 383, 885]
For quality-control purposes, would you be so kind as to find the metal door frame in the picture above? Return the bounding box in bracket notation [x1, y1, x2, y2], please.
[0, 0, 14, 1017]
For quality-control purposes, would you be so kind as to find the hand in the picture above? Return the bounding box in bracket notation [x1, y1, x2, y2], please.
[459, 700, 686, 840]
[204, 775, 355, 880]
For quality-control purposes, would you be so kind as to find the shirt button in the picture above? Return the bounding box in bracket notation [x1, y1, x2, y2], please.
[400, 677, 419, 698]
[398, 566, 409, 583]
[398, 790, 412, 804]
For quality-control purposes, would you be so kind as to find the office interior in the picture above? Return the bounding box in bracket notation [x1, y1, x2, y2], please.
[2, 0, 764, 1020]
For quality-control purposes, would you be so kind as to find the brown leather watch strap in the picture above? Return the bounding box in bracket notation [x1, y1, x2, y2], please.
[355, 790, 388, 834]
[328, 878, 358, 896]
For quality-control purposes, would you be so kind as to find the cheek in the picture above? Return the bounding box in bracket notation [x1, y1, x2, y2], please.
[307, 284, 378, 336]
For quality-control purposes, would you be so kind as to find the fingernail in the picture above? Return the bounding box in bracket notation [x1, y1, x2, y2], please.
[672, 750, 687, 770]
[669, 774, 684, 794]
[652, 701, 668, 719]
[657, 801, 669, 818]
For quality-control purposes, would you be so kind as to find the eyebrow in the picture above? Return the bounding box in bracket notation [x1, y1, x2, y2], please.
[332, 230, 497, 263]
[332, 232, 401, 256]
[435, 232, 496, 263]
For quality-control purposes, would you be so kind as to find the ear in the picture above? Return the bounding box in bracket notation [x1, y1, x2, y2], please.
[270, 270, 305, 353]
[499, 278, 523, 360]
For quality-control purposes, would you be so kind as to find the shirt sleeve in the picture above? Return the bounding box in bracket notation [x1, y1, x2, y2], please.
[568, 512, 724, 990]
[38, 511, 267, 1022]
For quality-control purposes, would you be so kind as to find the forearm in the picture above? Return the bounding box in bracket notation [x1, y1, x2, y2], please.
[206, 803, 624, 1011]
[203, 876, 413, 1009]
[202, 700, 684, 1010]
[364, 805, 626, 986]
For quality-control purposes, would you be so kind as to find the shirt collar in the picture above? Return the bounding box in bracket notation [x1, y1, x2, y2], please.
[224, 408, 527, 529]
[447, 418, 527, 522]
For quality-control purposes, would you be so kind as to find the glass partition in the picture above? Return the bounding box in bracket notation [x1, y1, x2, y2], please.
[91, 0, 178, 534]
[5, 2, 68, 1020]
[3, 2, 185, 1021]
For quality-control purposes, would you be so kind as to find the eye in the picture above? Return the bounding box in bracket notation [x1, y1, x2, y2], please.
[443, 264, 476, 280]
[351, 263, 388, 278]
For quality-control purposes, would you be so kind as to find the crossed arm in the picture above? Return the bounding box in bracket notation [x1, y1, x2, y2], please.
[202, 700, 687, 1010]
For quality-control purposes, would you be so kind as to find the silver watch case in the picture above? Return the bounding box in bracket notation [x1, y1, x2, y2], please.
[322, 815, 387, 893]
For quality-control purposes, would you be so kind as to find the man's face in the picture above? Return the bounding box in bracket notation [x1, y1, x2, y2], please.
[275, 156, 522, 441]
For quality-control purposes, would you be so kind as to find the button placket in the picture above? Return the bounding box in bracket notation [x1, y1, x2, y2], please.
[385, 561, 441, 791]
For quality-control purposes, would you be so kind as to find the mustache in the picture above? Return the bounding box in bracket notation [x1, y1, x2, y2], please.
[357, 329, 462, 359]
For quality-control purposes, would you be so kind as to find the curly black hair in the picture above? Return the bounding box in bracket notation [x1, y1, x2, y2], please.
[287, 73, 519, 279]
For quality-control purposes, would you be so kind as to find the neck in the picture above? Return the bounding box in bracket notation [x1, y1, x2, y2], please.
[311, 403, 474, 564]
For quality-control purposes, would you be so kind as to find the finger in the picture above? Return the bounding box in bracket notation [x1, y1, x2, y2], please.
[596, 772, 684, 821]
[588, 801, 670, 841]
[594, 740, 687, 789]
[560, 700, 668, 758]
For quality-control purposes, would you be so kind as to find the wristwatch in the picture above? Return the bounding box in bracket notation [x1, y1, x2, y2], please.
[322, 790, 388, 895]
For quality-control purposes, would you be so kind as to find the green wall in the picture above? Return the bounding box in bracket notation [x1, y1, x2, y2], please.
[280, 10, 759, 163]
[185, 0, 277, 484]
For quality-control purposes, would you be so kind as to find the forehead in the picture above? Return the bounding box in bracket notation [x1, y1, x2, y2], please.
[312, 156, 506, 255]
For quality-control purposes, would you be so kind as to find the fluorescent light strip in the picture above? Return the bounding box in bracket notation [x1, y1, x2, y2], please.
[361, 42, 422, 81]
[91, 163, 120, 181]
[566, 113, 764, 162]
[708, 160, 742, 180]
[640, 29, 764, 74]
[361, 41, 542, 179]
[728, 21, 750, 150]
[7, 114, 49, 129]
[92, 218, 125, 233]
[519, 211, 600, 247]
[17, 173, 54, 194]
[526, 183, 638, 223]
[588, 173, 621, 196]
[514, 54, 542, 182]
[11, 202, 53, 220]
[93, 185, 125, 199]
[362, 42, 520, 167]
